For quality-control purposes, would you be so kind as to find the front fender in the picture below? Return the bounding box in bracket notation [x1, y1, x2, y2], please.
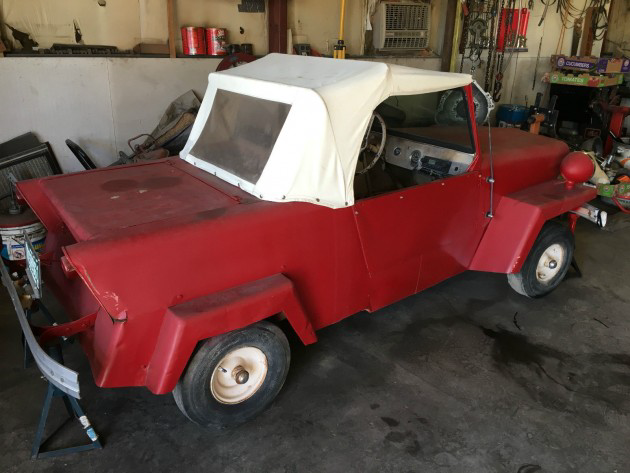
[469, 180, 596, 274]
[145, 273, 316, 394]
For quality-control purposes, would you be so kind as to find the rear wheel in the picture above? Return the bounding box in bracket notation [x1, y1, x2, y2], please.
[507, 221, 574, 298]
[173, 321, 290, 429]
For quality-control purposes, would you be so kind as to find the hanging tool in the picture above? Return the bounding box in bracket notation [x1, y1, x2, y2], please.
[485, 0, 499, 83]
[465, 16, 487, 74]
[469, 18, 489, 52]
[73, 20, 83, 44]
[485, 0, 500, 91]
[459, 1, 470, 73]
[532, 37, 542, 90]
[538, 0, 554, 26]
[333, 0, 347, 59]
[492, 0, 509, 102]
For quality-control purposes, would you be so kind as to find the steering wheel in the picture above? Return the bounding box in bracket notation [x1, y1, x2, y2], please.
[356, 113, 387, 175]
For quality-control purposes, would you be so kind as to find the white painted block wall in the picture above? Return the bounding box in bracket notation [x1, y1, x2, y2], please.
[0, 58, 220, 172]
[0, 56, 441, 172]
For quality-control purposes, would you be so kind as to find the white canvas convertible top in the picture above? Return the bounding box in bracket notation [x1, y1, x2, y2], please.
[181, 53, 472, 208]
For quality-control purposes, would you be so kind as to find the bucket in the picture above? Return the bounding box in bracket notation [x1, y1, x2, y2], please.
[0, 221, 46, 261]
[496, 104, 529, 125]
[206, 28, 227, 56]
[181, 27, 206, 55]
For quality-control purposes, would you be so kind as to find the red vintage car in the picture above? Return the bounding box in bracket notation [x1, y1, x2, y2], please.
[5, 54, 599, 429]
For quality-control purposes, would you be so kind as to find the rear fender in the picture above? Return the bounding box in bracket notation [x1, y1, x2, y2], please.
[145, 274, 316, 394]
[469, 180, 596, 274]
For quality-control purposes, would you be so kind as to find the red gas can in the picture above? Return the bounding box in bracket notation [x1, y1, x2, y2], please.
[181, 27, 206, 55]
[206, 28, 227, 56]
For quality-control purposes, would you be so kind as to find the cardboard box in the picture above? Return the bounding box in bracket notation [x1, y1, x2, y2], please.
[597, 183, 630, 198]
[596, 57, 630, 74]
[549, 71, 624, 88]
[552, 55, 630, 74]
[552, 55, 598, 72]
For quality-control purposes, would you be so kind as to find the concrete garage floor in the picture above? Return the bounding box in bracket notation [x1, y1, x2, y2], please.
[1, 217, 629, 473]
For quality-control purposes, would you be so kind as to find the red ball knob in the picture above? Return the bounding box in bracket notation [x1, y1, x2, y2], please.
[561, 151, 594, 189]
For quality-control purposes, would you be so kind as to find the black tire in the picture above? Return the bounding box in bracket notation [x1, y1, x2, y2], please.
[507, 221, 574, 298]
[173, 321, 290, 429]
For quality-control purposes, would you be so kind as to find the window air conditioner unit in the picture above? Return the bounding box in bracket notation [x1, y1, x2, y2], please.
[373, 1, 431, 51]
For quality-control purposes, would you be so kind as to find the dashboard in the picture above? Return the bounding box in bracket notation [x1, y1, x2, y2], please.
[382, 132, 475, 179]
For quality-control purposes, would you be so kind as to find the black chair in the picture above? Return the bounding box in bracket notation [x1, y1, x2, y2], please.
[65, 139, 97, 170]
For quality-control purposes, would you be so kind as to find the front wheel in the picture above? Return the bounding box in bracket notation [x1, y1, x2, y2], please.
[507, 221, 574, 298]
[173, 321, 290, 429]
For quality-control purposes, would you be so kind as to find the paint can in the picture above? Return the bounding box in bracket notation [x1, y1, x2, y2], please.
[206, 28, 227, 56]
[226, 44, 241, 55]
[181, 27, 206, 55]
[496, 104, 529, 126]
[0, 209, 46, 262]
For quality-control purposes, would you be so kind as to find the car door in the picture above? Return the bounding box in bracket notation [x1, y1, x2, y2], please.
[353, 171, 485, 311]
[352, 85, 489, 310]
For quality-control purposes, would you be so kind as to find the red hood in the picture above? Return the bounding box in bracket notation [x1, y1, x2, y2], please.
[28, 159, 251, 241]
[477, 127, 570, 195]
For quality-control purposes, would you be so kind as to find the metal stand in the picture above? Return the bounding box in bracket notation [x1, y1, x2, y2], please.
[31, 382, 102, 459]
[21, 303, 102, 459]
[3, 250, 100, 459]
[571, 257, 582, 278]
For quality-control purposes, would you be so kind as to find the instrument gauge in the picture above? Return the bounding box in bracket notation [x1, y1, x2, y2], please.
[410, 150, 422, 169]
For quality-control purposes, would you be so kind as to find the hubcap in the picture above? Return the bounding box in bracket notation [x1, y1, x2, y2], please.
[536, 243, 565, 283]
[233, 366, 249, 384]
[210, 347, 268, 404]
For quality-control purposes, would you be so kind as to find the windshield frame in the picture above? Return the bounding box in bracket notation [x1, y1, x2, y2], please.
[378, 87, 477, 155]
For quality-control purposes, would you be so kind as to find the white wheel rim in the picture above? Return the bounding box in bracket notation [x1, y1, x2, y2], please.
[536, 243, 565, 283]
[210, 346, 268, 404]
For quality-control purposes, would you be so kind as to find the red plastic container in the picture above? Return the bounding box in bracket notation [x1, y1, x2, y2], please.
[181, 27, 205, 55]
[206, 28, 227, 56]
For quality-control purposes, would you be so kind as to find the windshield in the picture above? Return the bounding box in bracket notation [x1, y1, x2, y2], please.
[190, 90, 292, 183]
[376, 87, 474, 153]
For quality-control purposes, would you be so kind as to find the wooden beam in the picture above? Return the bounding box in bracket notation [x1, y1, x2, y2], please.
[268, 0, 287, 54]
[579, 6, 594, 56]
[600, 0, 614, 54]
[167, 0, 176, 58]
[441, 0, 459, 72]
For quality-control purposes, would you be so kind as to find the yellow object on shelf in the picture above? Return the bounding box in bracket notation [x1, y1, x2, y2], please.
[333, 0, 347, 59]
